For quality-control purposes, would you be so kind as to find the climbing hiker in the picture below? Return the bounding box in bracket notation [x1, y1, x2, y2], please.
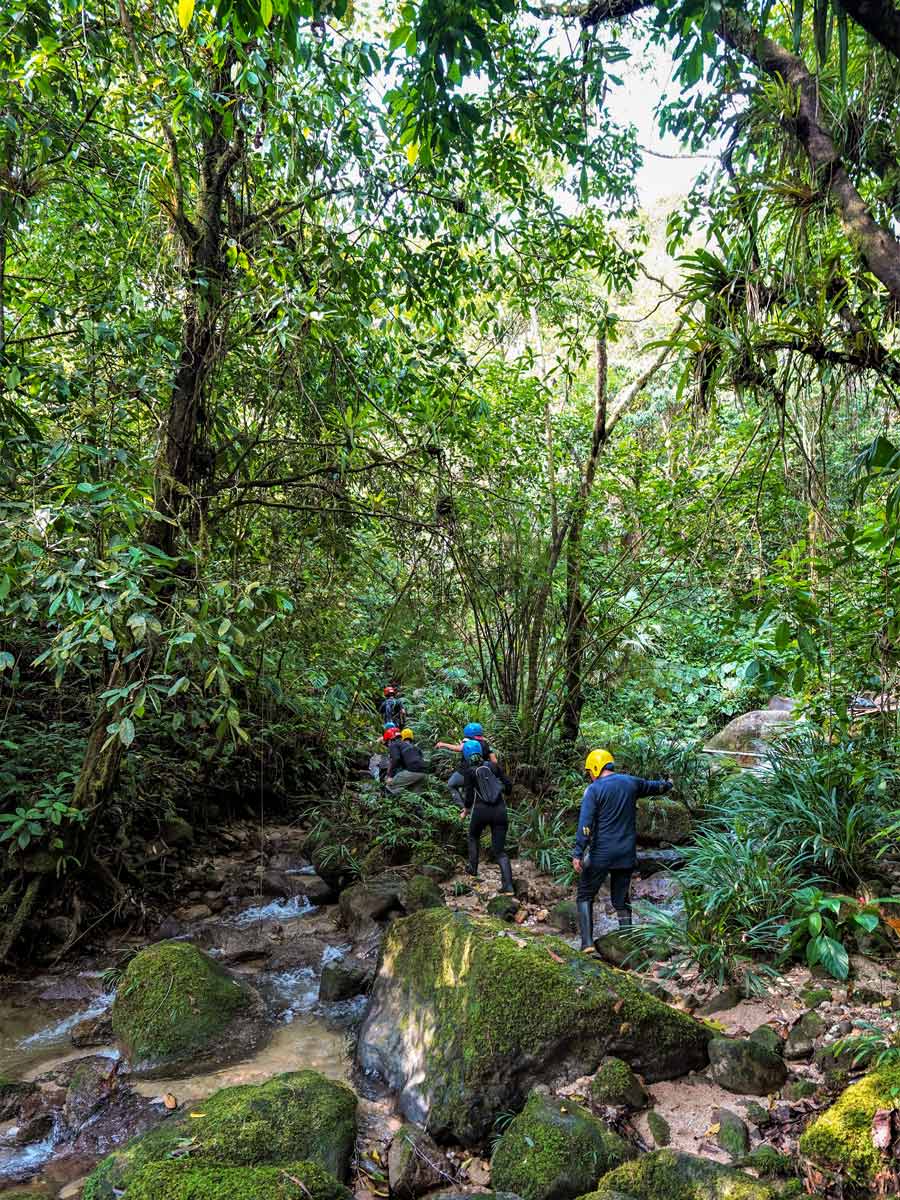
[378, 685, 406, 728]
[460, 738, 514, 893]
[386, 728, 429, 794]
[371, 726, 399, 783]
[437, 721, 497, 806]
[572, 749, 673, 954]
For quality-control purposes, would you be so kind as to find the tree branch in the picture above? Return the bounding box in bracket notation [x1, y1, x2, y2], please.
[842, 0, 900, 61]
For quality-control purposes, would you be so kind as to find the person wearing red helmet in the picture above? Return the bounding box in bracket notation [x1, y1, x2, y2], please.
[370, 726, 400, 784]
[378, 685, 406, 728]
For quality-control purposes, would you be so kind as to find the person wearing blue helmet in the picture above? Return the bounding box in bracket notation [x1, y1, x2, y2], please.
[459, 738, 513, 892]
[436, 721, 497, 806]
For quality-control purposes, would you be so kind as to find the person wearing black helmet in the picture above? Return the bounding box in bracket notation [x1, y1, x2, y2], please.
[460, 738, 514, 893]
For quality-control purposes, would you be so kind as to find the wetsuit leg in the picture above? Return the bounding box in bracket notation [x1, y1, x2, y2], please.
[610, 868, 633, 928]
[448, 770, 465, 808]
[488, 804, 513, 893]
[467, 806, 488, 875]
[576, 859, 609, 952]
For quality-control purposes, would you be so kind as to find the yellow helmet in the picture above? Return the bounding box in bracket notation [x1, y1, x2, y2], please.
[585, 749, 615, 779]
[400, 728, 414, 740]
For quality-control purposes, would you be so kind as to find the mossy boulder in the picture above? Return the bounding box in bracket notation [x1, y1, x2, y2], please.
[107, 1160, 352, 1200]
[83, 1070, 358, 1199]
[403, 875, 446, 912]
[799, 1063, 900, 1193]
[162, 815, 194, 847]
[783, 1011, 825, 1061]
[487, 894, 520, 921]
[550, 901, 579, 934]
[388, 1125, 454, 1199]
[714, 1109, 750, 1160]
[591, 1057, 648, 1109]
[491, 1091, 634, 1200]
[356, 908, 710, 1145]
[646, 1111, 671, 1147]
[112, 940, 265, 1076]
[635, 797, 691, 845]
[708, 1038, 786, 1096]
[587, 1148, 777, 1198]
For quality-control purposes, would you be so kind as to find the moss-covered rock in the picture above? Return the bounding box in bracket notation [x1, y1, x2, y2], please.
[486, 894, 520, 921]
[799, 1063, 900, 1193]
[782, 1079, 816, 1101]
[112, 940, 263, 1076]
[591, 1057, 648, 1109]
[114, 1160, 352, 1200]
[748, 1026, 782, 1056]
[713, 1109, 749, 1160]
[587, 1148, 777, 1199]
[646, 1111, 671, 1147]
[783, 1011, 825, 1061]
[636, 797, 691, 845]
[491, 1091, 633, 1200]
[550, 901, 579, 934]
[357, 909, 710, 1145]
[708, 1038, 786, 1096]
[388, 1125, 454, 1199]
[403, 875, 446, 912]
[83, 1070, 358, 1199]
[162, 815, 194, 847]
[800, 987, 831, 1009]
[812, 1041, 856, 1090]
[737, 1147, 794, 1178]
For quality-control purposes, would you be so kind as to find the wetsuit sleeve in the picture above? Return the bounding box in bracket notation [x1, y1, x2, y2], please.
[387, 741, 402, 775]
[573, 786, 596, 859]
[463, 771, 476, 811]
[634, 777, 673, 797]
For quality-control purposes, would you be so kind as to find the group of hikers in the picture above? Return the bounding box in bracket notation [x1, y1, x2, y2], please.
[373, 684, 674, 953]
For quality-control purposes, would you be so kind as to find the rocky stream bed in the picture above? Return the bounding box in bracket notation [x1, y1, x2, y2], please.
[2, 820, 899, 1200]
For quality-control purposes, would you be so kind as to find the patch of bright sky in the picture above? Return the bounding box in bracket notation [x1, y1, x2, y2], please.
[607, 27, 717, 205]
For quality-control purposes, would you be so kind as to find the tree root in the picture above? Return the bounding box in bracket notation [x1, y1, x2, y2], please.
[0, 875, 42, 963]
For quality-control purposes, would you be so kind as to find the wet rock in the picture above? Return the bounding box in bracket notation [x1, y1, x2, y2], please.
[268, 934, 331, 973]
[708, 1037, 787, 1096]
[162, 816, 193, 847]
[83, 1070, 358, 1198]
[338, 873, 405, 939]
[12, 1106, 54, 1145]
[291, 873, 336, 905]
[549, 901, 578, 934]
[38, 978, 100, 1003]
[389, 1125, 455, 1198]
[112, 940, 266, 1077]
[646, 1110, 670, 1147]
[63, 1057, 119, 1129]
[698, 986, 741, 1016]
[70, 1011, 114, 1050]
[800, 1063, 900, 1196]
[39, 1151, 100, 1191]
[713, 1108, 749, 1159]
[357, 908, 710, 1145]
[784, 1010, 826, 1061]
[592, 931, 632, 968]
[590, 1056, 647, 1109]
[173, 903, 212, 922]
[749, 1025, 783, 1056]
[635, 797, 691, 845]
[491, 1091, 633, 1200]
[261, 869, 292, 896]
[592, 1148, 776, 1198]
[402, 875, 446, 913]
[486, 895, 519, 921]
[200, 924, 273, 965]
[39, 916, 74, 944]
[703, 707, 794, 763]
[319, 955, 374, 1002]
[634, 848, 685, 876]
[0, 1079, 38, 1121]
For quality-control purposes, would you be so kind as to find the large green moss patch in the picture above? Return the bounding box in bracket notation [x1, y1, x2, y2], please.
[587, 1147, 776, 1199]
[799, 1063, 900, 1191]
[83, 1071, 358, 1200]
[118, 1160, 353, 1200]
[112, 940, 250, 1070]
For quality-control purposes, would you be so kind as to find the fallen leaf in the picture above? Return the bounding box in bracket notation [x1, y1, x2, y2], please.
[707, 1123, 720, 1136]
[189, 1112, 206, 1118]
[546, 948, 564, 963]
[872, 1108, 896, 1152]
[514, 909, 527, 924]
[163, 1092, 178, 1110]
[613, 999, 625, 1014]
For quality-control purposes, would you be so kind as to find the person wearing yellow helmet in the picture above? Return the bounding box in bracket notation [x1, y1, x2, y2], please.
[572, 748, 673, 954]
[385, 727, 429, 794]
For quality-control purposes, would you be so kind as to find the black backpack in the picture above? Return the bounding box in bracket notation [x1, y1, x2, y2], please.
[383, 696, 402, 722]
[474, 762, 504, 806]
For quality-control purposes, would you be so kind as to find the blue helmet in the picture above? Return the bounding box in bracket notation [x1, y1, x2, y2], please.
[463, 722, 483, 738]
[462, 738, 484, 761]
[383, 722, 398, 731]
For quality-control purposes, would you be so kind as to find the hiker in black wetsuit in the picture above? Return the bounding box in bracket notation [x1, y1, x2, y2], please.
[460, 738, 514, 894]
[386, 728, 429, 794]
[437, 721, 497, 807]
[572, 748, 673, 954]
[378, 686, 406, 728]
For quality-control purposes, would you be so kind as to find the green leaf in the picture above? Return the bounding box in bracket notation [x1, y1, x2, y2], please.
[792, 0, 804, 52]
[119, 717, 135, 748]
[177, 0, 195, 30]
[808, 911, 822, 936]
[852, 911, 879, 933]
[260, 0, 272, 24]
[834, 0, 848, 85]
[816, 935, 849, 981]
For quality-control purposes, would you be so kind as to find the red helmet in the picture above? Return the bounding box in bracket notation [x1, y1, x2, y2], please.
[383, 728, 399, 741]
[383, 685, 397, 697]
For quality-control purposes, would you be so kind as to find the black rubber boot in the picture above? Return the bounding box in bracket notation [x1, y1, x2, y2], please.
[498, 854, 514, 893]
[466, 835, 480, 877]
[577, 899, 596, 953]
[615, 910, 633, 929]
